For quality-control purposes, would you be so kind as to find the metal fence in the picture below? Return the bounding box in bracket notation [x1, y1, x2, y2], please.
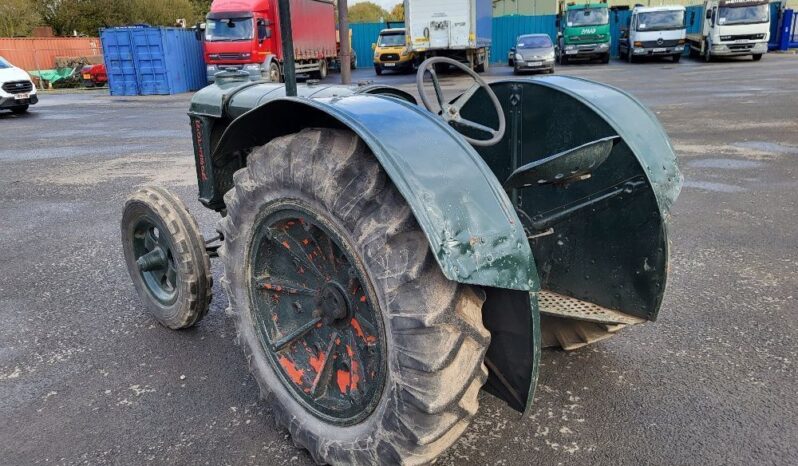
[0, 38, 101, 71]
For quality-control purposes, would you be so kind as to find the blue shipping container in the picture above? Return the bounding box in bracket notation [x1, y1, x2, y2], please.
[101, 26, 206, 96]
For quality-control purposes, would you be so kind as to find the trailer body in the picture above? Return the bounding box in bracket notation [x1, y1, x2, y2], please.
[404, 0, 492, 71]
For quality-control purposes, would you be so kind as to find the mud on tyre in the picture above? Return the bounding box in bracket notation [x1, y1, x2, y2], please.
[219, 128, 491, 464]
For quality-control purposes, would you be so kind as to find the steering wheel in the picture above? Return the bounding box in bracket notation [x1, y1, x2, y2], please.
[416, 57, 506, 147]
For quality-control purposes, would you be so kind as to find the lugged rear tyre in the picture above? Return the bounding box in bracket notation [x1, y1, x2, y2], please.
[219, 128, 490, 464]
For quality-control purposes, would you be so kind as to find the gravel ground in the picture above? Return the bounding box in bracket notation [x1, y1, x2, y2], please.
[1, 54, 796, 465]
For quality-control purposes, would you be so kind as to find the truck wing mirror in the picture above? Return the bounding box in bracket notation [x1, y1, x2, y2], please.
[194, 22, 203, 41]
[705, 9, 712, 19]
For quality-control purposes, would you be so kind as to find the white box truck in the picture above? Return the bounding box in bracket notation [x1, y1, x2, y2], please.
[619, 5, 687, 63]
[686, 0, 770, 61]
[404, 0, 492, 71]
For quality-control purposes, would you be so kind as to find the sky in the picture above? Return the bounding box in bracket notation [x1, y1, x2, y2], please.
[349, 0, 403, 10]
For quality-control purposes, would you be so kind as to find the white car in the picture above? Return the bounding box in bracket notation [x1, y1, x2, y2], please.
[0, 56, 37, 114]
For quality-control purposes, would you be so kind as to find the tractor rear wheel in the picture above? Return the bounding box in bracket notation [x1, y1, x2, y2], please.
[219, 128, 490, 464]
[121, 186, 213, 329]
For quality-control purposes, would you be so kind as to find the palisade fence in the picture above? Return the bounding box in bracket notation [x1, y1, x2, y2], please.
[350, 3, 783, 67]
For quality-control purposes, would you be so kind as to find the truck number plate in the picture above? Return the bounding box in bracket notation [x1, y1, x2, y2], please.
[14, 93, 29, 100]
[565, 50, 578, 55]
[527, 61, 542, 66]
[384, 63, 395, 67]
[653, 48, 666, 52]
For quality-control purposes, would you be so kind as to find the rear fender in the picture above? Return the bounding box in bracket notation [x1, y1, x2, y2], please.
[210, 94, 542, 414]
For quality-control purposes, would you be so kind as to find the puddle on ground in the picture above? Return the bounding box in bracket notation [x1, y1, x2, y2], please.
[682, 180, 747, 193]
[687, 158, 763, 169]
[732, 141, 798, 155]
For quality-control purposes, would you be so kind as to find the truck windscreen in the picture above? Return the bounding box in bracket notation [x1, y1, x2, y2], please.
[567, 8, 609, 27]
[205, 18, 253, 42]
[637, 11, 685, 31]
[718, 4, 769, 25]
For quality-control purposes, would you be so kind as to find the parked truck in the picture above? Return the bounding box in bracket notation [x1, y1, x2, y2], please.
[404, 0, 492, 72]
[556, 1, 612, 64]
[686, 0, 770, 61]
[619, 5, 687, 63]
[202, 0, 337, 83]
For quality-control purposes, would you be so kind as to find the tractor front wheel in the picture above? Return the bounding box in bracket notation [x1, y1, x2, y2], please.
[121, 187, 213, 329]
[219, 128, 490, 464]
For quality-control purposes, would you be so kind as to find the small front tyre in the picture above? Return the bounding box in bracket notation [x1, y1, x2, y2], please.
[121, 186, 213, 329]
[220, 128, 490, 464]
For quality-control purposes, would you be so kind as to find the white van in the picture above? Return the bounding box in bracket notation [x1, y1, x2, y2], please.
[0, 56, 38, 114]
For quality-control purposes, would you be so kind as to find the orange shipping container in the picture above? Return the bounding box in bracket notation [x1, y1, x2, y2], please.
[0, 37, 102, 72]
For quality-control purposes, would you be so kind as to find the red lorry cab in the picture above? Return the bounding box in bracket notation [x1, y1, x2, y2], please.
[204, 0, 337, 83]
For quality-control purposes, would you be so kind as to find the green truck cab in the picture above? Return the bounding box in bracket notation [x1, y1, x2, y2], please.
[556, 1, 611, 64]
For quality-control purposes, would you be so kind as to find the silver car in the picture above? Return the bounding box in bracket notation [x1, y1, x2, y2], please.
[508, 34, 556, 74]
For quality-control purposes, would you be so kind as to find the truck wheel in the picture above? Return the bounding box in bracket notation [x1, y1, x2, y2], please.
[600, 53, 610, 64]
[314, 59, 328, 80]
[11, 105, 28, 114]
[752, 54, 762, 61]
[672, 53, 681, 63]
[219, 128, 490, 464]
[374, 64, 382, 75]
[627, 49, 635, 63]
[559, 53, 568, 65]
[268, 61, 282, 83]
[704, 41, 712, 62]
[121, 187, 213, 329]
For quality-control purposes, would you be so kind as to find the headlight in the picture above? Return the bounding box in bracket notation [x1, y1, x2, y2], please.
[565, 45, 576, 50]
[241, 52, 251, 59]
[675, 46, 684, 51]
[244, 64, 260, 71]
[545, 52, 555, 60]
[597, 43, 609, 49]
[515, 53, 524, 61]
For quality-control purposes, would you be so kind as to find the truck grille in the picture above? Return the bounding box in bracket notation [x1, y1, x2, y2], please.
[380, 53, 400, 62]
[209, 53, 248, 61]
[722, 34, 765, 41]
[640, 39, 681, 48]
[2, 80, 33, 94]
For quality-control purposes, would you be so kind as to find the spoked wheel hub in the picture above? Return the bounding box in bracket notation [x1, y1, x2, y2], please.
[248, 203, 387, 425]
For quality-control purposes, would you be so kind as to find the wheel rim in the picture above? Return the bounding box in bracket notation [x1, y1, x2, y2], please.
[132, 218, 179, 305]
[269, 63, 280, 82]
[248, 202, 387, 425]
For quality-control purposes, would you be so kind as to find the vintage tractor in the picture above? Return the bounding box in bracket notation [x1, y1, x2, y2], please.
[120, 5, 681, 464]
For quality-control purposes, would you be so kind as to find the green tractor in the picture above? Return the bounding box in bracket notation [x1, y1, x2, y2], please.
[121, 4, 681, 464]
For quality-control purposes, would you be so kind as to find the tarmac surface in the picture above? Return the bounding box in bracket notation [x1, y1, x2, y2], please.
[1, 54, 797, 465]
